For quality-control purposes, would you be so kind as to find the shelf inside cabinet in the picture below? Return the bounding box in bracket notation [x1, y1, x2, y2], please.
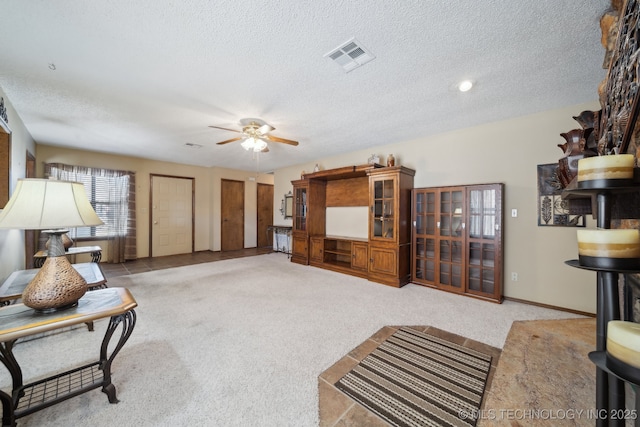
[468, 259, 495, 267]
[324, 248, 351, 256]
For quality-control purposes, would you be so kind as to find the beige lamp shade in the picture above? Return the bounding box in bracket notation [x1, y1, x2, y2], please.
[0, 179, 104, 311]
[0, 178, 103, 229]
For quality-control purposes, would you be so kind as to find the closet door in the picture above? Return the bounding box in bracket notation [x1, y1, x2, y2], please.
[466, 184, 503, 302]
[437, 188, 465, 293]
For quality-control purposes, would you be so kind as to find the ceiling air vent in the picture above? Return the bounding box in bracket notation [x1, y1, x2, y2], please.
[324, 38, 375, 73]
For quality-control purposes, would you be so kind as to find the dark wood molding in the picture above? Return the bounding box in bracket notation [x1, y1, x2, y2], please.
[503, 296, 596, 318]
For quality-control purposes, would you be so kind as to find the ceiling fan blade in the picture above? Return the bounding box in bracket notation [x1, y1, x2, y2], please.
[209, 125, 242, 133]
[261, 146, 270, 153]
[267, 135, 299, 146]
[216, 137, 243, 145]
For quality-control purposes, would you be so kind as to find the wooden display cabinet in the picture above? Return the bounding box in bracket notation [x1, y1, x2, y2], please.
[368, 166, 415, 287]
[290, 164, 414, 286]
[439, 187, 465, 293]
[412, 183, 503, 302]
[290, 179, 326, 265]
[465, 184, 503, 302]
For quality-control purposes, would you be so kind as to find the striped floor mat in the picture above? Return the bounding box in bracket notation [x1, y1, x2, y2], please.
[334, 327, 492, 427]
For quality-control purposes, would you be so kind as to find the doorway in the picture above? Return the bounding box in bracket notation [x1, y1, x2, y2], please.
[221, 179, 244, 251]
[150, 175, 194, 257]
[257, 183, 273, 248]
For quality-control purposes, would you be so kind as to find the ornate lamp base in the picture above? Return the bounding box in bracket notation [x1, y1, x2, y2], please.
[22, 231, 87, 311]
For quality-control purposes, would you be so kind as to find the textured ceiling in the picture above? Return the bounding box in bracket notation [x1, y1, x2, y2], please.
[0, 0, 611, 172]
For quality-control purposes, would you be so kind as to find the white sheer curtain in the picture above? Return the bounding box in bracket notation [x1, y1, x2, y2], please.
[469, 189, 496, 239]
[44, 163, 136, 263]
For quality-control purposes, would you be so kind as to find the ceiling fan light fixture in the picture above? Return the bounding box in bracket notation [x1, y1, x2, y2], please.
[241, 137, 268, 152]
[211, 118, 298, 149]
[258, 124, 273, 134]
[457, 80, 474, 92]
[241, 137, 257, 151]
[253, 139, 268, 152]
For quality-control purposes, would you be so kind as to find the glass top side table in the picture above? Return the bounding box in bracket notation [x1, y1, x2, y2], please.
[0, 287, 137, 426]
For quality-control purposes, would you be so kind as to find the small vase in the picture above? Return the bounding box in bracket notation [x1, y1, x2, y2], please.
[386, 154, 395, 167]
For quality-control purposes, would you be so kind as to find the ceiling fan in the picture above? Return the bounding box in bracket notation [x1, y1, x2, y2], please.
[209, 118, 299, 152]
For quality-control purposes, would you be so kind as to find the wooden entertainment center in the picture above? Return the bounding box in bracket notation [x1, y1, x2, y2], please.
[290, 164, 415, 287]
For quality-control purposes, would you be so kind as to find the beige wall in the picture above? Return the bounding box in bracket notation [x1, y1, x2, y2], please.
[274, 101, 600, 314]
[0, 89, 37, 283]
[35, 145, 274, 259]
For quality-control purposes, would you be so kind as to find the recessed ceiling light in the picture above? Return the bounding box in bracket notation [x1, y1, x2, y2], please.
[457, 80, 474, 92]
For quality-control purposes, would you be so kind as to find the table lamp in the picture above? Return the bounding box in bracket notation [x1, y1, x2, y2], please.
[0, 179, 104, 311]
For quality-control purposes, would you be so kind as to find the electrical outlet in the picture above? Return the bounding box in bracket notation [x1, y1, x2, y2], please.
[511, 272, 518, 281]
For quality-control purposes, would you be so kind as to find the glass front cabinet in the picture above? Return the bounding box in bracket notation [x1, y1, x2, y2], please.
[368, 166, 415, 287]
[412, 183, 503, 302]
[290, 179, 326, 265]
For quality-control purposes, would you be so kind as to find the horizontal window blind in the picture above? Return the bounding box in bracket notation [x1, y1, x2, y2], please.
[74, 174, 129, 238]
[45, 164, 130, 240]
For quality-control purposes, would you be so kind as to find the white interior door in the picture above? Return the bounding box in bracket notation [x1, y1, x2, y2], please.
[151, 175, 193, 257]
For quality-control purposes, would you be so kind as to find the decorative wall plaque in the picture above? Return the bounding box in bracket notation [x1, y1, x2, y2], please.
[599, 0, 640, 155]
[537, 163, 585, 227]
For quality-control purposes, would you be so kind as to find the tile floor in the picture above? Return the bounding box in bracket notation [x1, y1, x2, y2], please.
[318, 325, 502, 427]
[99, 247, 274, 278]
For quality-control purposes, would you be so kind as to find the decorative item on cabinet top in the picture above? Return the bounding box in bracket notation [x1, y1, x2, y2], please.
[386, 154, 395, 167]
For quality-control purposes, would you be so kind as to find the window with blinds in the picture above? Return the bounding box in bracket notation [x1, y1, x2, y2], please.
[73, 174, 129, 238]
[45, 163, 132, 242]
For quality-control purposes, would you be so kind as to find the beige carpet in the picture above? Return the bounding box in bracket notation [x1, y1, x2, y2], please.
[480, 318, 603, 427]
[2, 254, 586, 426]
